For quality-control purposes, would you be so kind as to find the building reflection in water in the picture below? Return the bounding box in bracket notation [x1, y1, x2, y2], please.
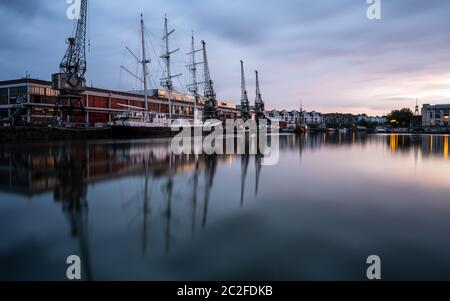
[1, 133, 450, 279]
[389, 134, 399, 153]
[386, 134, 450, 160]
[444, 136, 448, 160]
[2, 133, 445, 197]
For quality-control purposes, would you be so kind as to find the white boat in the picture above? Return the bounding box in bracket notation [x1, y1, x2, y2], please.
[356, 125, 368, 132]
[113, 111, 171, 128]
[375, 127, 388, 133]
[338, 128, 348, 134]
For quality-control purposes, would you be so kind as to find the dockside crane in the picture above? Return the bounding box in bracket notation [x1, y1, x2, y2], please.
[52, 0, 88, 127]
[240, 60, 251, 121]
[255, 70, 266, 121]
[201, 41, 219, 120]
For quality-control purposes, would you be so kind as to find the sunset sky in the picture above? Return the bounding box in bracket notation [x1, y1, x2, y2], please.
[1, 0, 450, 115]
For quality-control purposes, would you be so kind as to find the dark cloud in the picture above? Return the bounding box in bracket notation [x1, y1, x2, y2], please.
[0, 0, 53, 17]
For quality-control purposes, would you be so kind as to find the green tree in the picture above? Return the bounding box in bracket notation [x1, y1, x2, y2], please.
[387, 108, 413, 127]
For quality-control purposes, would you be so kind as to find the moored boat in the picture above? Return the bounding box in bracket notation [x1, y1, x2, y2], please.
[111, 111, 179, 138]
[375, 126, 388, 133]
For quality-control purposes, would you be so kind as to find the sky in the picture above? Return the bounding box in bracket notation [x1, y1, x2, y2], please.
[1, 0, 450, 116]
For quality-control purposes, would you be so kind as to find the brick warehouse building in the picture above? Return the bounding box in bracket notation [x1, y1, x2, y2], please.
[0, 78, 239, 126]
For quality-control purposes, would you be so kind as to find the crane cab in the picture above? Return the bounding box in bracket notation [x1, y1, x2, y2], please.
[52, 73, 86, 92]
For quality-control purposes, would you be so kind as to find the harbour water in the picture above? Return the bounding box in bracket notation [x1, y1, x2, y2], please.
[1, 133, 450, 280]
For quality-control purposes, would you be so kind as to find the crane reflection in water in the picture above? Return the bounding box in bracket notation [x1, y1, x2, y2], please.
[52, 143, 92, 280]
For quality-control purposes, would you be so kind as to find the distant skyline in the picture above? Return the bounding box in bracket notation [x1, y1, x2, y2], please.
[1, 0, 450, 115]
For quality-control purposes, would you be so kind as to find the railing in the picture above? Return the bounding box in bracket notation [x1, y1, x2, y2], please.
[9, 95, 27, 126]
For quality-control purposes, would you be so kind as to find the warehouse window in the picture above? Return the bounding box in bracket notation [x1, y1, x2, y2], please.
[9, 86, 27, 96]
[0, 109, 8, 118]
[0, 88, 8, 104]
[436, 111, 441, 119]
[9, 87, 18, 96]
[18, 86, 27, 95]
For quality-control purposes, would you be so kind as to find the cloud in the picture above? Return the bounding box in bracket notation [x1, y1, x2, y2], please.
[0, 0, 48, 17]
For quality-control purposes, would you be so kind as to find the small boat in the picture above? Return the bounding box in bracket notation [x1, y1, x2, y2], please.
[375, 127, 388, 134]
[411, 127, 425, 134]
[112, 108, 224, 138]
[280, 127, 297, 134]
[111, 111, 177, 138]
[338, 128, 348, 134]
[356, 125, 368, 132]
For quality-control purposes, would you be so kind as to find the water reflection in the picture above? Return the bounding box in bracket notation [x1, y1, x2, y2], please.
[1, 133, 450, 280]
[7, 134, 448, 198]
[386, 134, 450, 159]
[240, 154, 249, 207]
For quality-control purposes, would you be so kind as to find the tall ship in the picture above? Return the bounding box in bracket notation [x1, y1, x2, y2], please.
[111, 14, 221, 138]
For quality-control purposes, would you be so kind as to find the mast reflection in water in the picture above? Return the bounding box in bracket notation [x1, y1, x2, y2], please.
[1, 133, 450, 280]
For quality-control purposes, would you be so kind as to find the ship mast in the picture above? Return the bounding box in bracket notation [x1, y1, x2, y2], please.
[187, 32, 202, 120]
[140, 14, 150, 114]
[160, 15, 181, 120]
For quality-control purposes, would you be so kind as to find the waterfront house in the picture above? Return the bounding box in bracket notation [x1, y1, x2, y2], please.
[323, 113, 355, 127]
[303, 111, 324, 126]
[422, 104, 450, 126]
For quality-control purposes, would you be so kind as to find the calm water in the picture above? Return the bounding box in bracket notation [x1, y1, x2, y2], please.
[1, 133, 450, 281]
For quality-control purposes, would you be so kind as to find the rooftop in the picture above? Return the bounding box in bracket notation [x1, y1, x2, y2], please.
[0, 78, 237, 109]
[423, 104, 450, 109]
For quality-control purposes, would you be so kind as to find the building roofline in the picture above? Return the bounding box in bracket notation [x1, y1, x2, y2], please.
[0, 78, 50, 86]
[0, 78, 237, 109]
[0, 77, 143, 98]
[423, 104, 450, 108]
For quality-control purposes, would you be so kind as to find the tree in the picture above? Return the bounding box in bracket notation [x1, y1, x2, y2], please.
[387, 108, 413, 127]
